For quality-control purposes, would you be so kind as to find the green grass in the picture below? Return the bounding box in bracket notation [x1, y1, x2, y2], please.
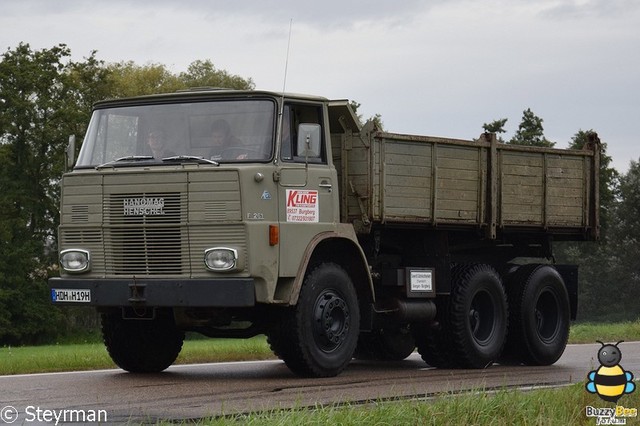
[1, 342, 113, 375]
[175, 335, 275, 364]
[164, 383, 639, 425]
[0, 336, 274, 375]
[1, 321, 639, 376]
[569, 320, 640, 344]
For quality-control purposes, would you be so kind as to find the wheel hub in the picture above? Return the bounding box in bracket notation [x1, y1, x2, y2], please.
[314, 291, 350, 352]
[469, 290, 495, 345]
[535, 290, 560, 342]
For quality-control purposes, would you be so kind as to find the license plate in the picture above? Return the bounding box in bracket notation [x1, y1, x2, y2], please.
[51, 288, 91, 303]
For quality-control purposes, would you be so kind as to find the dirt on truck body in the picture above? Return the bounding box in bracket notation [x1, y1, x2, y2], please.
[49, 89, 600, 377]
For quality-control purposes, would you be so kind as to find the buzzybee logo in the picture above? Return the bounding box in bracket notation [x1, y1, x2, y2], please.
[585, 341, 637, 425]
[586, 341, 635, 403]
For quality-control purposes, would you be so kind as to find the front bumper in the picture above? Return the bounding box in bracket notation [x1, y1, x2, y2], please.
[48, 277, 255, 307]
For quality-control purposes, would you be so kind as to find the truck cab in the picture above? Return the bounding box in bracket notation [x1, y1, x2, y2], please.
[50, 89, 371, 377]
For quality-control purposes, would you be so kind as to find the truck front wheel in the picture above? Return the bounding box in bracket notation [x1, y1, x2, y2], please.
[268, 263, 360, 377]
[101, 309, 184, 373]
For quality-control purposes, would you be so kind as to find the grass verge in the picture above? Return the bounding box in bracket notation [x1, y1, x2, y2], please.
[569, 320, 640, 344]
[165, 383, 638, 425]
[0, 336, 274, 376]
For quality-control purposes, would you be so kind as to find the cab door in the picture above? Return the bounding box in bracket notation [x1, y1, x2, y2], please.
[276, 103, 338, 277]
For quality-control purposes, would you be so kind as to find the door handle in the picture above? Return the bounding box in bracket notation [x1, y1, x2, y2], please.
[319, 181, 332, 189]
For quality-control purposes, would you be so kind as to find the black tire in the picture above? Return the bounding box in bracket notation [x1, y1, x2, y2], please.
[504, 265, 570, 365]
[354, 327, 415, 361]
[267, 263, 360, 377]
[101, 309, 184, 373]
[448, 264, 508, 368]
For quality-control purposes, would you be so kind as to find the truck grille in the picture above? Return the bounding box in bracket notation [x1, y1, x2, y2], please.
[59, 171, 244, 277]
[104, 192, 186, 275]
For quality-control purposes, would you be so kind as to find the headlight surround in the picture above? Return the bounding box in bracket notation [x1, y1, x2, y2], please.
[204, 247, 238, 271]
[60, 249, 91, 273]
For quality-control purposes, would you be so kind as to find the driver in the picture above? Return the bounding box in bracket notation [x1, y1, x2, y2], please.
[208, 119, 244, 160]
[147, 129, 175, 159]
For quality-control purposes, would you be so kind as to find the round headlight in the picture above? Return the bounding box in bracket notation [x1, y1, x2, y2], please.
[60, 249, 90, 272]
[204, 248, 238, 271]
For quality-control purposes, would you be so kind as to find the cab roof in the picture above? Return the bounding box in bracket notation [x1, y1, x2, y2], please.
[93, 88, 332, 109]
[92, 88, 362, 133]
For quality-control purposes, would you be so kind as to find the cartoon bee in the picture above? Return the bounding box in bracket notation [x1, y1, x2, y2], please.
[586, 340, 636, 403]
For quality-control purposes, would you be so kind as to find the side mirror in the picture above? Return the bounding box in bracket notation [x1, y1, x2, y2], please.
[65, 135, 76, 171]
[297, 123, 321, 159]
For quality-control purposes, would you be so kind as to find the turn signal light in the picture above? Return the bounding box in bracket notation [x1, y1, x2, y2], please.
[269, 225, 279, 246]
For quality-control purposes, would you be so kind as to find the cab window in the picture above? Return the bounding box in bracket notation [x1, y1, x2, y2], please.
[280, 103, 325, 163]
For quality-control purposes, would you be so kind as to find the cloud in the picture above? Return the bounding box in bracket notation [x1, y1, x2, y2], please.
[539, 0, 640, 20]
[1, 0, 637, 172]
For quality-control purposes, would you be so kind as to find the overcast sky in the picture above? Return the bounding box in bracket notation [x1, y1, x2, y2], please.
[1, 0, 638, 172]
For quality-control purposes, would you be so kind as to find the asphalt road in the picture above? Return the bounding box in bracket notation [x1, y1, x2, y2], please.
[1, 342, 639, 424]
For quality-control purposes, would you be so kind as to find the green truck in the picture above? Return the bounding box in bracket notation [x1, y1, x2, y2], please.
[49, 89, 600, 377]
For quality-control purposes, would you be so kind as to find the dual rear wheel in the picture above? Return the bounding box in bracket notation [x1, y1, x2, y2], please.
[414, 263, 570, 369]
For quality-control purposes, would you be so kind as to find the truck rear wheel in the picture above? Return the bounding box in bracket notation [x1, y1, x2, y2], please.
[267, 263, 360, 377]
[504, 265, 570, 365]
[101, 309, 184, 373]
[448, 264, 508, 368]
[414, 264, 507, 369]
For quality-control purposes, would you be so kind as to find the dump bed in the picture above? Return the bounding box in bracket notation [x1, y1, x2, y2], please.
[333, 126, 599, 240]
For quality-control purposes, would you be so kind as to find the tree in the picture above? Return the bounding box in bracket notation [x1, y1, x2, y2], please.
[107, 61, 182, 98]
[179, 59, 254, 90]
[107, 59, 254, 98]
[606, 160, 640, 318]
[572, 160, 640, 321]
[349, 100, 383, 130]
[509, 108, 555, 147]
[482, 118, 508, 143]
[0, 43, 82, 343]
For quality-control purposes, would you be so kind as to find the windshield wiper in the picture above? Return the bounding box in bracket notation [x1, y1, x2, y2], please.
[95, 155, 154, 170]
[161, 155, 219, 166]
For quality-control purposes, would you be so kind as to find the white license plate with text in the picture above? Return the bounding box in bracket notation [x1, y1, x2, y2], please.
[51, 288, 91, 303]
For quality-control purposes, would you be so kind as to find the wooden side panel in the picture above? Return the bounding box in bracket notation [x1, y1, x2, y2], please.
[498, 150, 588, 228]
[546, 154, 586, 226]
[500, 151, 544, 224]
[334, 132, 372, 224]
[433, 145, 482, 222]
[373, 137, 485, 224]
[339, 127, 598, 239]
[381, 140, 433, 220]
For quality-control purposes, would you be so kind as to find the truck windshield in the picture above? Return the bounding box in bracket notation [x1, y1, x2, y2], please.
[76, 99, 275, 168]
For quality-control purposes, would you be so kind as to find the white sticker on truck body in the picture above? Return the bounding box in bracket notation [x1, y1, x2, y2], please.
[286, 189, 319, 223]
